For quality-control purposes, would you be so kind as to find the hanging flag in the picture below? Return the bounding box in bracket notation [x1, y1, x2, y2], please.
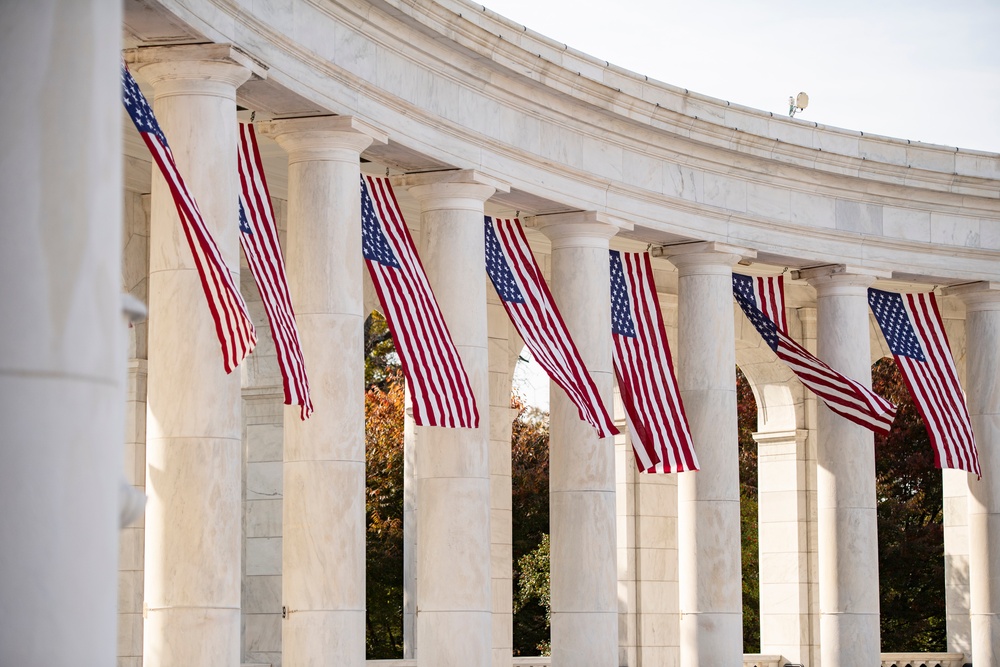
[121, 60, 255, 372]
[361, 175, 479, 428]
[868, 288, 980, 477]
[485, 217, 618, 438]
[733, 273, 896, 434]
[611, 251, 698, 472]
[237, 123, 312, 419]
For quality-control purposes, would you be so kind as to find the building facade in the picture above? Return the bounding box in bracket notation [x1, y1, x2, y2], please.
[2, 1, 999, 666]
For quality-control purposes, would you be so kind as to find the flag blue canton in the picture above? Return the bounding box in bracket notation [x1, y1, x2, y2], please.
[237, 199, 253, 235]
[121, 62, 169, 147]
[483, 218, 525, 304]
[732, 274, 778, 351]
[868, 288, 926, 360]
[360, 177, 401, 268]
[609, 251, 637, 337]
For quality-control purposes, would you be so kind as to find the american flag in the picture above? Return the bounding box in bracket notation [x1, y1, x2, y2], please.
[484, 217, 617, 438]
[121, 60, 256, 373]
[611, 251, 697, 472]
[237, 123, 312, 419]
[361, 175, 479, 428]
[868, 288, 980, 476]
[733, 273, 896, 434]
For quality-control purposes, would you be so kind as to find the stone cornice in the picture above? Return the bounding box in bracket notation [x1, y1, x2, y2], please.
[134, 0, 1000, 283]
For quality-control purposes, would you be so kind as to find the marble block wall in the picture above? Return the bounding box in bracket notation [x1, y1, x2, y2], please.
[240, 196, 288, 667]
[119, 189, 149, 667]
[488, 292, 519, 667]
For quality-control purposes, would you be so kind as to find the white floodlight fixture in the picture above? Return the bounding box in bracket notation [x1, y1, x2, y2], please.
[789, 91, 809, 117]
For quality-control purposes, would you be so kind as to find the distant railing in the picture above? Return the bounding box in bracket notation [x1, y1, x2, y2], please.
[362, 652, 968, 667]
[881, 653, 967, 667]
[743, 656, 783, 667]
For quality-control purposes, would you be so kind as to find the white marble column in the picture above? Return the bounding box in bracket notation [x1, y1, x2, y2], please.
[130, 45, 258, 667]
[947, 282, 1000, 666]
[534, 212, 623, 667]
[0, 1, 123, 664]
[261, 117, 387, 666]
[665, 242, 753, 667]
[392, 169, 508, 667]
[800, 265, 889, 667]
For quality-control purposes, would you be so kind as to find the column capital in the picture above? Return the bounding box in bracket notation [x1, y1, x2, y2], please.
[943, 281, 1000, 312]
[530, 211, 630, 250]
[391, 169, 509, 212]
[124, 44, 265, 96]
[655, 241, 754, 275]
[259, 116, 387, 163]
[794, 264, 891, 296]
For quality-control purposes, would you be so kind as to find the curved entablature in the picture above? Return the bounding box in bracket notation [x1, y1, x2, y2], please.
[125, 0, 1000, 283]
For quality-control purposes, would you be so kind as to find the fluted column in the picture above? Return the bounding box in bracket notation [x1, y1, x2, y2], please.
[129, 45, 259, 667]
[800, 265, 889, 667]
[261, 117, 387, 666]
[664, 241, 753, 667]
[392, 169, 508, 667]
[946, 281, 1000, 666]
[0, 2, 123, 664]
[534, 212, 624, 667]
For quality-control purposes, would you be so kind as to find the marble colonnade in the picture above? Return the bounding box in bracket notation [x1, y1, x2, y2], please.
[7, 2, 1000, 666]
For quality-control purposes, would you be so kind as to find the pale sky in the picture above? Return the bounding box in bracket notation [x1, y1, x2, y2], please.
[483, 0, 1000, 153]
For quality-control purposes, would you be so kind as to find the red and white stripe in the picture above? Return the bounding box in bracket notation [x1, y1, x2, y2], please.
[237, 123, 312, 419]
[488, 217, 618, 438]
[893, 293, 979, 476]
[363, 176, 479, 428]
[137, 123, 256, 373]
[744, 275, 896, 435]
[750, 275, 787, 333]
[775, 331, 896, 434]
[613, 252, 698, 473]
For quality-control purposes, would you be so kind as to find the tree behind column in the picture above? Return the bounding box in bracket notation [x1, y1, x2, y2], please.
[872, 357, 947, 652]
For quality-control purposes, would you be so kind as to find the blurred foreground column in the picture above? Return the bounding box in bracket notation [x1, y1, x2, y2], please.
[0, 1, 124, 664]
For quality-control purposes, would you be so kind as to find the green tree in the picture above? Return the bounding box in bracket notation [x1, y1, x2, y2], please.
[736, 367, 760, 653]
[872, 357, 946, 651]
[510, 395, 551, 656]
[514, 533, 551, 656]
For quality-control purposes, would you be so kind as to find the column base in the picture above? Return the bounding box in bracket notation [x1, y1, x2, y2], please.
[550, 611, 618, 667]
[679, 611, 743, 667]
[282, 609, 366, 667]
[143, 607, 239, 667]
[417, 610, 492, 667]
[820, 612, 881, 666]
